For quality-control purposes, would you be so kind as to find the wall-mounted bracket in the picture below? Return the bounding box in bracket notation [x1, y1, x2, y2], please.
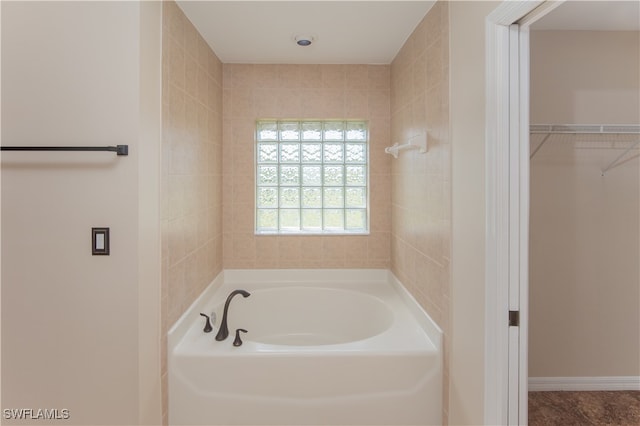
[384, 132, 428, 159]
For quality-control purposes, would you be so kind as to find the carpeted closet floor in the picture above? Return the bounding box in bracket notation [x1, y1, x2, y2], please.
[529, 391, 640, 425]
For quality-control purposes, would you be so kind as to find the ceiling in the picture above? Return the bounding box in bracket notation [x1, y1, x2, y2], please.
[177, 1, 640, 65]
[531, 1, 640, 31]
[177, 1, 435, 64]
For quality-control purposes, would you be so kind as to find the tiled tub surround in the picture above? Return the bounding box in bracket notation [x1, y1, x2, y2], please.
[162, 0, 224, 328]
[161, 2, 224, 423]
[222, 64, 392, 269]
[390, 1, 451, 421]
[169, 269, 442, 425]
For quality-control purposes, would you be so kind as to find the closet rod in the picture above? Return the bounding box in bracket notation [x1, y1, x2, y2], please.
[1, 145, 128, 156]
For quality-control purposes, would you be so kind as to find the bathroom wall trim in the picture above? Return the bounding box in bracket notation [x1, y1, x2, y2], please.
[529, 376, 640, 391]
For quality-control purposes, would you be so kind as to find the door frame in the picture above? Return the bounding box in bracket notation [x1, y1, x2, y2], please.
[484, 1, 564, 424]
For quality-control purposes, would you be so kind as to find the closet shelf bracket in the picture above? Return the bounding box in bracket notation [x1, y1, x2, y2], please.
[601, 140, 640, 176]
[530, 124, 640, 172]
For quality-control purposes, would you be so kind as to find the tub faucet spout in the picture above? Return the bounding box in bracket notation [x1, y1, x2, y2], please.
[215, 290, 251, 341]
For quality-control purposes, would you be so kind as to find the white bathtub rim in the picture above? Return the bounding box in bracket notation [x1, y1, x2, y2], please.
[388, 271, 443, 352]
[224, 270, 443, 351]
[169, 269, 443, 354]
[229, 285, 395, 346]
[168, 270, 225, 350]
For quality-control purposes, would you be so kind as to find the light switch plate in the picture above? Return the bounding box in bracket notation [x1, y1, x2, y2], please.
[92, 227, 110, 255]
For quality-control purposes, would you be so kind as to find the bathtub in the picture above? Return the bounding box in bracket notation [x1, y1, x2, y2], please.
[169, 269, 442, 425]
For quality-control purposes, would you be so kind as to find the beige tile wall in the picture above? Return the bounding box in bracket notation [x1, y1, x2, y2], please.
[222, 64, 391, 269]
[161, 2, 224, 424]
[389, 1, 451, 423]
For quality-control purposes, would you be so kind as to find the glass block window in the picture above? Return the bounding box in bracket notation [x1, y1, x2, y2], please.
[256, 120, 369, 234]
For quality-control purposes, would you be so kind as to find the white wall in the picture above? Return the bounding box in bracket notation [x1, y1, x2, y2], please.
[530, 31, 640, 124]
[449, 1, 498, 424]
[138, 1, 163, 423]
[1, 2, 161, 424]
[529, 30, 640, 378]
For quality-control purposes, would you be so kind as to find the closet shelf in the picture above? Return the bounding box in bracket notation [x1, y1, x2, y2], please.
[529, 124, 640, 175]
[530, 124, 640, 134]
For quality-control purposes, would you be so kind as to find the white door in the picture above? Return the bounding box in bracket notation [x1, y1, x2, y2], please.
[485, 16, 531, 426]
[486, 2, 564, 424]
[507, 23, 529, 426]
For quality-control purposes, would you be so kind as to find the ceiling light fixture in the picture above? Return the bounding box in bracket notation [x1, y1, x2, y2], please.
[294, 35, 315, 47]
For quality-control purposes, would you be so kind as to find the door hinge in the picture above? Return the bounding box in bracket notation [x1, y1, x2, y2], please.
[509, 310, 520, 327]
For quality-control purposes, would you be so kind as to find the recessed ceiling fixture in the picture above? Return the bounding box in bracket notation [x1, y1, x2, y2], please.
[294, 35, 315, 47]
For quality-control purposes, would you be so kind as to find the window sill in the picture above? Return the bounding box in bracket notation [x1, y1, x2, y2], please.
[254, 231, 370, 236]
